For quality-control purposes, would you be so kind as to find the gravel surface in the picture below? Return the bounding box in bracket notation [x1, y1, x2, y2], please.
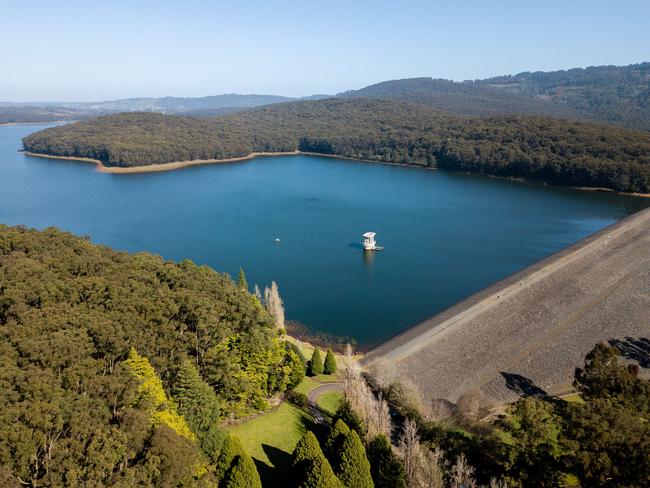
[362, 208, 650, 403]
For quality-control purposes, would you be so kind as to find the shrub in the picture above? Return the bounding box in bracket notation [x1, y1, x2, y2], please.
[308, 349, 324, 376]
[323, 348, 337, 375]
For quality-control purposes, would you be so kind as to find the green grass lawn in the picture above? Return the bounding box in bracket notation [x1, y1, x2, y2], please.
[316, 391, 343, 415]
[228, 402, 314, 486]
[226, 372, 341, 485]
[293, 374, 339, 395]
[561, 393, 585, 403]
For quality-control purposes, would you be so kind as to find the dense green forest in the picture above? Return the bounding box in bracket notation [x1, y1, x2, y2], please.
[23, 98, 650, 193]
[0, 225, 304, 486]
[338, 77, 580, 119]
[341, 63, 650, 131]
[1, 225, 648, 486]
[478, 62, 650, 131]
[6, 62, 649, 128]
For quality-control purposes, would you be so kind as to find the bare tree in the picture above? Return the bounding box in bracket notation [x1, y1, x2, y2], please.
[388, 379, 432, 420]
[457, 388, 491, 422]
[488, 477, 509, 488]
[419, 446, 445, 488]
[253, 284, 262, 303]
[341, 349, 392, 440]
[263, 281, 285, 329]
[448, 453, 476, 488]
[431, 398, 454, 425]
[398, 418, 421, 487]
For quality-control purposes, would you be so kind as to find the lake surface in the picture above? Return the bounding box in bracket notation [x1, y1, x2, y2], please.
[1, 123, 648, 349]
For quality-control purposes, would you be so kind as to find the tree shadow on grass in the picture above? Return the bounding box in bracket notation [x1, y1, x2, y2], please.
[254, 444, 293, 488]
[609, 336, 650, 368]
[501, 372, 548, 398]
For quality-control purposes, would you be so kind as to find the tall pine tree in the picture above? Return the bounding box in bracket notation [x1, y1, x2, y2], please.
[215, 433, 246, 482]
[325, 419, 350, 457]
[291, 431, 340, 488]
[323, 348, 337, 375]
[172, 360, 224, 461]
[367, 435, 406, 488]
[336, 430, 374, 488]
[308, 349, 324, 376]
[237, 267, 248, 292]
[221, 451, 262, 488]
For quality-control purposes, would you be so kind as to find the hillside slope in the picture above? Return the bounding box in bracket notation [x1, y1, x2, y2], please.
[479, 62, 650, 130]
[338, 77, 580, 119]
[0, 225, 301, 486]
[22, 98, 650, 193]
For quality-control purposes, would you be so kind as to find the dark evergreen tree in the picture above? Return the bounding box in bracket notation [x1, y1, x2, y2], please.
[308, 349, 324, 376]
[335, 429, 373, 488]
[291, 431, 340, 488]
[172, 360, 224, 461]
[334, 401, 366, 438]
[221, 451, 262, 488]
[323, 348, 337, 375]
[367, 435, 406, 488]
[324, 418, 350, 458]
[215, 433, 245, 482]
[237, 267, 248, 291]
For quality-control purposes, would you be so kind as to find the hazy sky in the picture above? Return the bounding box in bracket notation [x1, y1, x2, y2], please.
[1, 0, 649, 101]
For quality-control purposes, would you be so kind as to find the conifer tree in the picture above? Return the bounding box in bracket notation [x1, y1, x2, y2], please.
[308, 348, 324, 376]
[324, 418, 350, 457]
[285, 347, 306, 390]
[237, 267, 248, 291]
[221, 451, 262, 488]
[172, 360, 224, 461]
[323, 348, 337, 375]
[215, 433, 245, 482]
[336, 430, 374, 488]
[291, 431, 341, 488]
[367, 435, 406, 488]
[302, 455, 342, 488]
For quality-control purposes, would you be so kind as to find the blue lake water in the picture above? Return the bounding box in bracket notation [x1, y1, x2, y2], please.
[1, 123, 648, 348]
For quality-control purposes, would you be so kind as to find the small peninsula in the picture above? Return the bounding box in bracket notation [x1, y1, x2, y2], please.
[22, 98, 650, 193]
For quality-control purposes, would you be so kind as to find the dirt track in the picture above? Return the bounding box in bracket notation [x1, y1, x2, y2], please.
[361, 207, 650, 403]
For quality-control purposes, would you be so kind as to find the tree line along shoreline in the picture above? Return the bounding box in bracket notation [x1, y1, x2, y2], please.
[21, 97, 650, 194]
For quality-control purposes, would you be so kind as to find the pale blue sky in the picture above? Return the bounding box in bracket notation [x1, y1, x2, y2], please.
[1, 0, 648, 101]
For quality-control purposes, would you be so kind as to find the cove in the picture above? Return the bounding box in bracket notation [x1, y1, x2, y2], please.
[1, 123, 648, 349]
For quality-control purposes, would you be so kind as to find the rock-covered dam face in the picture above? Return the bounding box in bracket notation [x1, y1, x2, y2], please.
[362, 207, 650, 403]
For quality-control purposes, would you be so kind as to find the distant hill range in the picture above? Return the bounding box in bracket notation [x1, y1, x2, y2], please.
[338, 62, 650, 130]
[4, 62, 650, 130]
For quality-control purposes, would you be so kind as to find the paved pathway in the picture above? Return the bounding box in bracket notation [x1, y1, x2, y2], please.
[306, 382, 342, 424]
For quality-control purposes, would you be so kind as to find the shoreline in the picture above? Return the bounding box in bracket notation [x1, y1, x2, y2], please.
[22, 149, 650, 197]
[361, 206, 650, 401]
[1, 120, 71, 127]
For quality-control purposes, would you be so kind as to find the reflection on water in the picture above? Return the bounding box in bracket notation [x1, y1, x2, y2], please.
[362, 249, 375, 269]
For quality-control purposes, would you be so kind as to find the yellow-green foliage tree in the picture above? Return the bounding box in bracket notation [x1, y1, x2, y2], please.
[124, 348, 194, 440]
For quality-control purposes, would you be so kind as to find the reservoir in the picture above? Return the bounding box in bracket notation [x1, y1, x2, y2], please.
[1, 123, 648, 348]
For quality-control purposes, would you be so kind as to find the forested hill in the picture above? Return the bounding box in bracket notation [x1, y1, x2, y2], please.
[23, 98, 650, 193]
[478, 62, 650, 131]
[338, 63, 650, 131]
[337, 77, 580, 119]
[0, 225, 304, 486]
